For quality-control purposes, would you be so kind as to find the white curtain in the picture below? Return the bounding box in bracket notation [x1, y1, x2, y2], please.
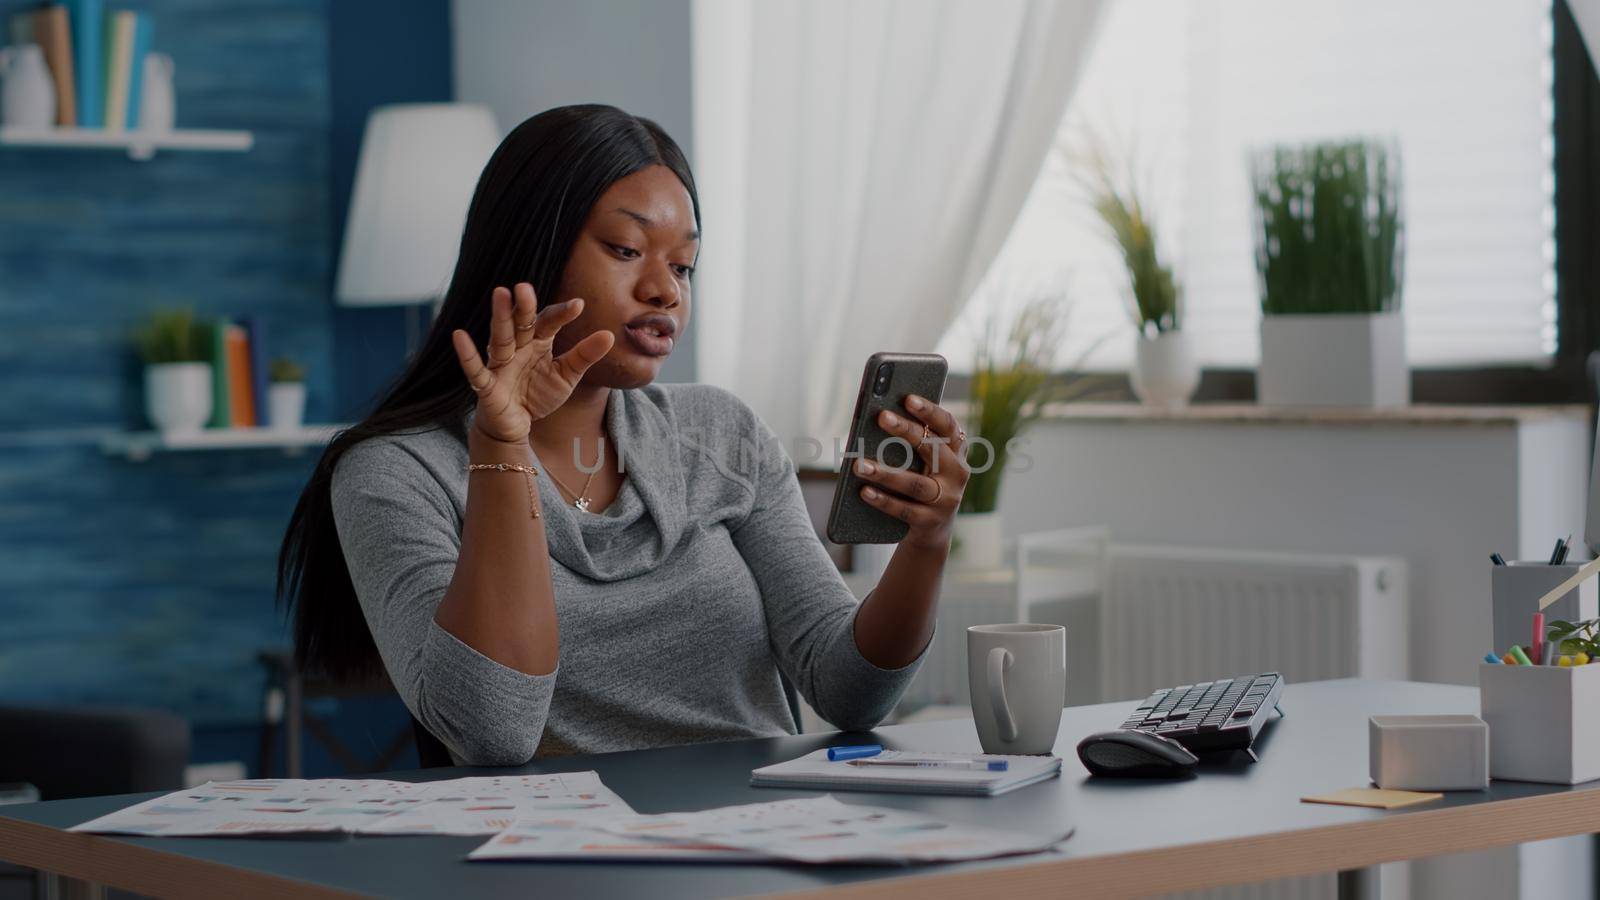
[692, 0, 1106, 452]
[1574, 0, 1600, 73]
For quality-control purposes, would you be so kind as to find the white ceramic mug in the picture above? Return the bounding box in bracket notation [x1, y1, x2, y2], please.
[967, 624, 1066, 755]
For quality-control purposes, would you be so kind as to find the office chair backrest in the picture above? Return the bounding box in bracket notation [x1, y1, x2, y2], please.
[410, 715, 454, 768]
[779, 671, 803, 735]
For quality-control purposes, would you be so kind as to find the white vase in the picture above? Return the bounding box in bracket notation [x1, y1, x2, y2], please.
[0, 44, 56, 128]
[137, 53, 175, 133]
[952, 511, 1005, 570]
[1258, 310, 1409, 407]
[1131, 330, 1199, 408]
[268, 382, 307, 430]
[144, 363, 213, 435]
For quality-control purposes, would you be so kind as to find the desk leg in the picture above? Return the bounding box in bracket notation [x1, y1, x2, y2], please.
[37, 871, 106, 900]
[1337, 866, 1380, 900]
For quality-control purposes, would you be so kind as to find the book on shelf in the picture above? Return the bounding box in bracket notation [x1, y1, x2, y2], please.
[33, 5, 77, 127]
[209, 317, 231, 429]
[125, 12, 150, 129]
[65, 0, 102, 128]
[225, 323, 256, 428]
[239, 316, 271, 428]
[103, 10, 135, 132]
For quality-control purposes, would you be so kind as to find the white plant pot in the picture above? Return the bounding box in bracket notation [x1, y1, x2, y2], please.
[268, 382, 307, 430]
[1480, 662, 1600, 784]
[951, 511, 1005, 570]
[144, 362, 213, 435]
[1258, 310, 1408, 407]
[1131, 331, 1199, 408]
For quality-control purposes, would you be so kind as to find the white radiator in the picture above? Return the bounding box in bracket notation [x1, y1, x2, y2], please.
[895, 541, 1408, 715]
[1101, 544, 1409, 702]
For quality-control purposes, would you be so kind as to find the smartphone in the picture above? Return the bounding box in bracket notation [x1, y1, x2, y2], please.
[826, 352, 949, 545]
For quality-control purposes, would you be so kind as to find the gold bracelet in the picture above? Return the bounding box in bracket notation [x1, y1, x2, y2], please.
[467, 463, 542, 519]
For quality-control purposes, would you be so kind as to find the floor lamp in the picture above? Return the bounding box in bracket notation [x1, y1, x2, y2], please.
[335, 103, 501, 354]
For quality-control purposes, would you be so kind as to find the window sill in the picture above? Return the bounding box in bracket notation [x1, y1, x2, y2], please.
[1028, 402, 1589, 429]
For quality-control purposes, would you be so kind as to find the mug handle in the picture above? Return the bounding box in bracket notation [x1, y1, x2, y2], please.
[987, 647, 1018, 741]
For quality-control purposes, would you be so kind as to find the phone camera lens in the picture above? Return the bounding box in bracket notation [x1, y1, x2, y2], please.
[871, 363, 893, 396]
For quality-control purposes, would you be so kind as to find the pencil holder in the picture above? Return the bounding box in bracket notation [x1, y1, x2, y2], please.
[1490, 561, 1597, 659]
[1479, 662, 1600, 784]
[1369, 715, 1489, 790]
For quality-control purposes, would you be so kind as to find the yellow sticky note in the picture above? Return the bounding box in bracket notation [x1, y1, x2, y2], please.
[1301, 788, 1443, 809]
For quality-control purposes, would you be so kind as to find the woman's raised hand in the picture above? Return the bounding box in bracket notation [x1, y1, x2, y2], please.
[451, 283, 616, 444]
[851, 395, 969, 551]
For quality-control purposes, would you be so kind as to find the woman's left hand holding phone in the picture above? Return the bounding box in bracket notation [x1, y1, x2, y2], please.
[849, 393, 967, 669]
[851, 394, 968, 552]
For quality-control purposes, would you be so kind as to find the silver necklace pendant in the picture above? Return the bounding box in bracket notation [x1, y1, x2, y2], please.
[574, 497, 590, 511]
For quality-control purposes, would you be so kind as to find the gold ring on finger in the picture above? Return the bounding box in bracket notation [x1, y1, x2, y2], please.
[919, 423, 931, 445]
[928, 478, 942, 504]
[515, 322, 535, 331]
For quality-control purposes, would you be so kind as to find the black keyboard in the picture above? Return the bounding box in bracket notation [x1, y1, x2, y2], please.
[1116, 673, 1284, 756]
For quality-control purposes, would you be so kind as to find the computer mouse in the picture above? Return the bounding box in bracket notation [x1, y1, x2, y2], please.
[1076, 729, 1199, 778]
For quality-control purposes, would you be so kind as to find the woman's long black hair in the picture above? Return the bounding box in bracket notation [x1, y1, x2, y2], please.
[278, 104, 699, 682]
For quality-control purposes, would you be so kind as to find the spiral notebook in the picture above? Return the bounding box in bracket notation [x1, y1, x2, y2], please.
[750, 749, 1061, 797]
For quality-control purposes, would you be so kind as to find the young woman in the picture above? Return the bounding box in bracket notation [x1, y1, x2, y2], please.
[278, 104, 969, 766]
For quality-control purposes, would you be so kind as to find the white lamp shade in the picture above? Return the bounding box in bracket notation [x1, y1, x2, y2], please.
[335, 103, 501, 306]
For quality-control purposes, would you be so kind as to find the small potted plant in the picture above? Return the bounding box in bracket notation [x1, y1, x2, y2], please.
[268, 357, 307, 430]
[133, 308, 214, 435]
[1478, 616, 1600, 784]
[955, 286, 1087, 569]
[1252, 138, 1406, 407]
[1076, 132, 1196, 407]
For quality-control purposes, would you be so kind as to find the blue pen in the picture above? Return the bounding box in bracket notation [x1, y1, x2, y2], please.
[1484, 652, 1503, 664]
[827, 744, 883, 761]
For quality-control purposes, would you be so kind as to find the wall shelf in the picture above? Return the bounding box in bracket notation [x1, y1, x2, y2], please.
[101, 424, 348, 461]
[0, 126, 254, 161]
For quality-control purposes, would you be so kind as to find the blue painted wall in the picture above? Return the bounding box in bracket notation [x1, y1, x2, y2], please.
[329, 0, 453, 417]
[0, 0, 446, 772]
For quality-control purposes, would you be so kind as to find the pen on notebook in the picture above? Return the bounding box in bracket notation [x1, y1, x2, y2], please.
[827, 744, 883, 761]
[847, 758, 1010, 772]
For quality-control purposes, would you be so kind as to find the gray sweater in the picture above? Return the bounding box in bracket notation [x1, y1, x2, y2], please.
[329, 383, 924, 766]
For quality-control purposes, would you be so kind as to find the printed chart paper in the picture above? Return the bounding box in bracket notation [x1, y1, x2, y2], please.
[70, 772, 631, 837]
[470, 795, 1070, 865]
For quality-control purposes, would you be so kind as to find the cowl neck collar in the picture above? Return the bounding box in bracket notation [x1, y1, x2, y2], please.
[464, 388, 689, 581]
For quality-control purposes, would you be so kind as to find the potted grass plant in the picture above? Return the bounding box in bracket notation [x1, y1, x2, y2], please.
[1076, 132, 1196, 407]
[133, 308, 214, 435]
[955, 289, 1081, 569]
[267, 357, 308, 430]
[1252, 138, 1407, 407]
